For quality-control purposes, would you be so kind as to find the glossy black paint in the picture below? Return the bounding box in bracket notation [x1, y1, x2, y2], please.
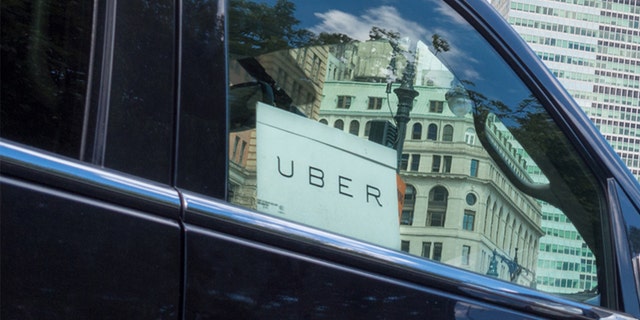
[183, 224, 543, 320]
[0, 161, 182, 318]
[609, 180, 640, 315]
[181, 192, 621, 319]
[176, 0, 227, 198]
[2, 0, 640, 319]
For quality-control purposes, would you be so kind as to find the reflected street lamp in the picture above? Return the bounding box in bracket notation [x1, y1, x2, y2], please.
[446, 84, 473, 117]
[393, 62, 419, 172]
[486, 248, 527, 282]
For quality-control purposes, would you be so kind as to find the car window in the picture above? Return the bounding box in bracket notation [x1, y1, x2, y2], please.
[227, 0, 609, 305]
[1, 0, 175, 184]
[1, 1, 93, 158]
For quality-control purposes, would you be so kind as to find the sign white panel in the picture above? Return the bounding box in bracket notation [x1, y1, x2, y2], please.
[256, 103, 400, 249]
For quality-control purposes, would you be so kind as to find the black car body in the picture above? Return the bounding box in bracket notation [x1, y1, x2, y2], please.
[2, 0, 640, 319]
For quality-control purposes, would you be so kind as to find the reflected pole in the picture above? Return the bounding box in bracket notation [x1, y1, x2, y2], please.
[393, 62, 419, 172]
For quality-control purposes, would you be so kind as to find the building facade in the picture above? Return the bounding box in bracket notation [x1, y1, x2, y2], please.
[493, 0, 640, 177]
[318, 41, 544, 286]
[490, 0, 634, 295]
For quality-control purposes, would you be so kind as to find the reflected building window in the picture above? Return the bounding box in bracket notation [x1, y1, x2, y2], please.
[349, 120, 360, 135]
[433, 242, 443, 261]
[400, 153, 409, 171]
[463, 211, 475, 231]
[443, 155, 452, 173]
[412, 123, 422, 139]
[421, 242, 431, 258]
[410, 154, 421, 171]
[337, 95, 352, 109]
[470, 159, 479, 177]
[443, 125, 454, 141]
[427, 186, 448, 227]
[401, 185, 416, 225]
[334, 119, 344, 130]
[422, 241, 443, 261]
[466, 193, 477, 206]
[465, 128, 476, 145]
[462, 245, 471, 265]
[401, 240, 410, 252]
[429, 100, 444, 113]
[427, 124, 438, 140]
[368, 97, 384, 110]
[432, 155, 441, 172]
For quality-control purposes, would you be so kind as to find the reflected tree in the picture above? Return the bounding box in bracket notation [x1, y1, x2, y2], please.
[229, 0, 313, 57]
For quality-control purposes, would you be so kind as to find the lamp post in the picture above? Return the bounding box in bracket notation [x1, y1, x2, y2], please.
[393, 62, 419, 172]
[486, 248, 525, 282]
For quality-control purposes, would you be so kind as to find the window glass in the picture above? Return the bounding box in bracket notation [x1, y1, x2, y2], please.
[401, 185, 416, 226]
[410, 154, 420, 171]
[443, 125, 454, 141]
[228, 0, 606, 305]
[349, 120, 360, 135]
[2, 1, 184, 187]
[1, 1, 93, 158]
[432, 155, 441, 172]
[466, 193, 477, 206]
[427, 123, 438, 140]
[412, 123, 422, 140]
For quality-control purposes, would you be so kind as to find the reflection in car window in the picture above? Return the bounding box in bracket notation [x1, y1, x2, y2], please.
[1, 1, 93, 158]
[228, 0, 606, 305]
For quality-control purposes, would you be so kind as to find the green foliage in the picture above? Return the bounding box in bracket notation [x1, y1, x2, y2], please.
[229, 0, 311, 57]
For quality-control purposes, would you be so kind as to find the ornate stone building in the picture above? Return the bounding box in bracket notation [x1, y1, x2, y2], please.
[317, 40, 544, 286]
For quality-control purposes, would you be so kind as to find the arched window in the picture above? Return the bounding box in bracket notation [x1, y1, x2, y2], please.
[412, 123, 422, 139]
[465, 127, 476, 145]
[334, 119, 344, 130]
[497, 208, 504, 245]
[319, 119, 328, 125]
[517, 225, 524, 260]
[427, 186, 448, 227]
[484, 196, 492, 234]
[364, 121, 372, 136]
[401, 185, 416, 225]
[510, 220, 518, 253]
[349, 120, 360, 135]
[491, 203, 498, 242]
[503, 214, 511, 248]
[442, 124, 454, 141]
[427, 123, 438, 140]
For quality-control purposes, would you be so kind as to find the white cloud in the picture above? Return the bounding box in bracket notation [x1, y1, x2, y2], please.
[311, 6, 428, 43]
[310, 4, 486, 83]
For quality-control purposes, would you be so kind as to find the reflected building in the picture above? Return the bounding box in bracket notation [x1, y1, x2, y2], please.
[318, 40, 544, 286]
[492, 0, 640, 177]
[490, 0, 629, 295]
[228, 45, 330, 208]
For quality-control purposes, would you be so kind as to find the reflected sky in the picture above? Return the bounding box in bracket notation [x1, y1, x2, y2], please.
[252, 0, 534, 115]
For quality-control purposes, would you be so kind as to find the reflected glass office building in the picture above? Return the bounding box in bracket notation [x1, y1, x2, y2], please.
[491, 0, 639, 296]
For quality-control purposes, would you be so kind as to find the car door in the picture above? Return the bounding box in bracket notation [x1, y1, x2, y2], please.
[1, 1, 182, 318]
[177, 0, 640, 318]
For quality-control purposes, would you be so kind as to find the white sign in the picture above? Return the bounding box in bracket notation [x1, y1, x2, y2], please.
[256, 103, 400, 249]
